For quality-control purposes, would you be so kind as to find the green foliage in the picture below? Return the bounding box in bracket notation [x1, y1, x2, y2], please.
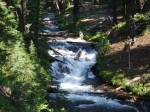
[134, 12, 150, 34]
[0, 0, 50, 111]
[100, 70, 126, 86]
[111, 11, 150, 38]
[0, 32, 50, 112]
[109, 11, 150, 39]
[26, 0, 40, 34]
[110, 21, 129, 38]
[112, 74, 126, 86]
[58, 14, 76, 33]
[97, 33, 109, 55]
[29, 40, 37, 59]
[100, 70, 114, 84]
[127, 83, 149, 96]
[84, 32, 100, 42]
[84, 32, 109, 57]
[112, 22, 126, 31]
[141, 73, 150, 84]
[100, 69, 150, 96]
[83, 32, 109, 71]
[94, 32, 109, 70]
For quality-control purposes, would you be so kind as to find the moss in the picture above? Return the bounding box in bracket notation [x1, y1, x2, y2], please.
[112, 22, 126, 31]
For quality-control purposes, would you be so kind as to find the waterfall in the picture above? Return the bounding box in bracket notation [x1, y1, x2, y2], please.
[44, 13, 146, 112]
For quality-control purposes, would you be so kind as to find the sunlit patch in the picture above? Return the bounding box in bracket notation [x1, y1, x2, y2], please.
[66, 38, 87, 42]
[81, 18, 95, 22]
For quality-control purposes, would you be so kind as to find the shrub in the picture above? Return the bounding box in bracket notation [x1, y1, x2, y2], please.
[100, 70, 126, 86]
[100, 70, 114, 84]
[127, 83, 149, 96]
[112, 74, 126, 86]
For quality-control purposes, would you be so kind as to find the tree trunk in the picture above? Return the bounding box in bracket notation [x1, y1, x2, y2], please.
[35, 0, 40, 53]
[125, 0, 136, 18]
[67, 1, 71, 8]
[16, 0, 26, 31]
[94, 0, 97, 5]
[73, 0, 79, 28]
[55, 0, 63, 14]
[122, 1, 126, 18]
[112, 1, 117, 24]
[21, 0, 26, 31]
[73, 0, 79, 18]
[141, 0, 150, 13]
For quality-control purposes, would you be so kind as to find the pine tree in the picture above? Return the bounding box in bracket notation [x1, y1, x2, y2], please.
[0, 0, 50, 111]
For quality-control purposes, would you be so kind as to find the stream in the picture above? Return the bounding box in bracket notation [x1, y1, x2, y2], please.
[44, 13, 150, 112]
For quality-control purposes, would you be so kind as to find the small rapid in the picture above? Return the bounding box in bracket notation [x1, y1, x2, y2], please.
[49, 38, 97, 92]
[44, 13, 149, 112]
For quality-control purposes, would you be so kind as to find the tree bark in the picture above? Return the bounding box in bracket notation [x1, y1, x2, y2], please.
[125, 0, 136, 18]
[142, 0, 150, 13]
[73, 0, 79, 18]
[55, 0, 63, 14]
[73, 0, 79, 29]
[122, 1, 126, 18]
[94, 0, 97, 5]
[112, 1, 117, 24]
[16, 0, 26, 31]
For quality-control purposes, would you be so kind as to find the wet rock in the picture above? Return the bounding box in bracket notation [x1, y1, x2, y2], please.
[91, 63, 99, 74]
[74, 48, 82, 60]
[48, 93, 63, 102]
[47, 86, 58, 93]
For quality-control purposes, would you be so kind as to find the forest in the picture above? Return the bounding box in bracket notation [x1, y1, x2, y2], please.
[0, 0, 150, 112]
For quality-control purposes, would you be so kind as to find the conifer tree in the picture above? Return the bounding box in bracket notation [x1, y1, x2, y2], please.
[0, 0, 50, 111]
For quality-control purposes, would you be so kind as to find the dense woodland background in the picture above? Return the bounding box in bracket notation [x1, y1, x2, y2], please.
[0, 0, 150, 112]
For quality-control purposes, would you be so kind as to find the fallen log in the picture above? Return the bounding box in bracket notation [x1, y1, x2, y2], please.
[0, 86, 12, 98]
[87, 18, 106, 31]
[39, 32, 79, 37]
[49, 47, 64, 56]
[49, 48, 74, 67]
[38, 30, 68, 36]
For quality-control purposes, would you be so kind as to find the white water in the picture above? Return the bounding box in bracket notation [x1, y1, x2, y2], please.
[66, 94, 138, 110]
[46, 13, 142, 112]
[49, 39, 97, 92]
[48, 38, 139, 112]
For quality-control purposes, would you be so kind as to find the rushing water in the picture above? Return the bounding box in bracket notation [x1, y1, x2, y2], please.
[44, 13, 150, 112]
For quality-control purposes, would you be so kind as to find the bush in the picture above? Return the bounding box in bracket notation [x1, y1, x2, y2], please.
[112, 74, 126, 86]
[127, 83, 149, 96]
[133, 12, 150, 34]
[100, 70, 114, 84]
[141, 73, 150, 85]
[100, 70, 126, 86]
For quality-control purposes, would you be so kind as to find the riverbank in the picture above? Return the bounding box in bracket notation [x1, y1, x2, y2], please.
[100, 33, 150, 98]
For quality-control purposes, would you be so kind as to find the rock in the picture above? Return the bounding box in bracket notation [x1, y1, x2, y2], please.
[47, 86, 58, 93]
[48, 93, 64, 102]
[74, 48, 82, 60]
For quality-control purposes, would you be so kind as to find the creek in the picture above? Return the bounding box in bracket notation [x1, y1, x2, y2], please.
[44, 13, 150, 112]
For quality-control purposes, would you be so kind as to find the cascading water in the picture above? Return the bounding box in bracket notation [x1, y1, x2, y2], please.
[44, 13, 149, 112]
